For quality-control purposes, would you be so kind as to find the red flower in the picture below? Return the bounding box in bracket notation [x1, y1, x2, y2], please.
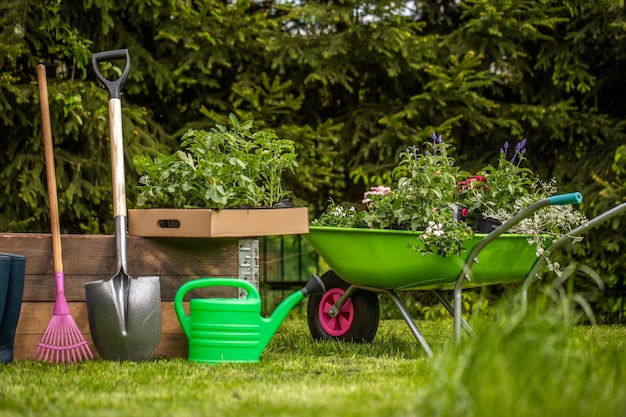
[458, 175, 488, 190]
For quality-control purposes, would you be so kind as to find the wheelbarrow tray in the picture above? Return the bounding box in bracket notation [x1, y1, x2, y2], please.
[305, 226, 539, 290]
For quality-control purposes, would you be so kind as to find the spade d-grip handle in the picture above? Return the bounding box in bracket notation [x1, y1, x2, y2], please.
[92, 49, 131, 99]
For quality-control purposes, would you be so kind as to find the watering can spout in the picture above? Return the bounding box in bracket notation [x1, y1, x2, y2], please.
[300, 273, 326, 297]
[260, 274, 325, 351]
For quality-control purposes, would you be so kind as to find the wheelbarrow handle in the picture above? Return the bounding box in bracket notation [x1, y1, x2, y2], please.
[92, 49, 131, 99]
[550, 192, 583, 206]
[453, 190, 583, 343]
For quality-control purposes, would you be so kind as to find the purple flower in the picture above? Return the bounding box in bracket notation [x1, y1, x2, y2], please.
[431, 133, 443, 145]
[510, 138, 527, 165]
[500, 141, 510, 157]
[405, 145, 419, 158]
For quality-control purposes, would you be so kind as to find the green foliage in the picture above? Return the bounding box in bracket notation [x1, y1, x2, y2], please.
[311, 201, 365, 229]
[0, 0, 171, 233]
[393, 137, 462, 223]
[461, 140, 537, 215]
[314, 135, 476, 257]
[134, 115, 298, 209]
[419, 299, 626, 417]
[392, 136, 475, 256]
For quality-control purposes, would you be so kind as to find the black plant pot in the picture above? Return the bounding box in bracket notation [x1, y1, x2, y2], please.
[0, 253, 26, 363]
[474, 214, 502, 234]
[389, 221, 411, 230]
[456, 205, 468, 222]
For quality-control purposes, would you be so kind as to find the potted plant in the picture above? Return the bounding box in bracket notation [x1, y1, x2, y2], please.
[314, 134, 474, 257]
[127, 114, 308, 237]
[458, 139, 536, 233]
[458, 139, 587, 274]
[313, 134, 586, 273]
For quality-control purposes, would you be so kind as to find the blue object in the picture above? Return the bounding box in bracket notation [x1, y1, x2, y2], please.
[0, 253, 26, 363]
[549, 192, 583, 206]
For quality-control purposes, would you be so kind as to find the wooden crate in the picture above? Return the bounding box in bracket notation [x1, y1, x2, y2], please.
[0, 233, 240, 360]
[128, 207, 309, 237]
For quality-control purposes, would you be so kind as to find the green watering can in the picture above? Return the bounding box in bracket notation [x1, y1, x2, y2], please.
[174, 275, 325, 363]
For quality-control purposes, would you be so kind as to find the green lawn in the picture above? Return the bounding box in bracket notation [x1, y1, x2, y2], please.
[1, 311, 625, 417]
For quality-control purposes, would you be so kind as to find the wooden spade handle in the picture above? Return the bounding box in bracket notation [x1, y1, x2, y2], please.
[91, 50, 130, 218]
[37, 64, 63, 274]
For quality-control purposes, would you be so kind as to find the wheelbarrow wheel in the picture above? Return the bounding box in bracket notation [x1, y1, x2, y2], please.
[307, 270, 379, 343]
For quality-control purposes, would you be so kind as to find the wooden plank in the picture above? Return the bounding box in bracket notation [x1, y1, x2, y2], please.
[0, 233, 240, 275]
[19, 275, 239, 302]
[0, 233, 240, 301]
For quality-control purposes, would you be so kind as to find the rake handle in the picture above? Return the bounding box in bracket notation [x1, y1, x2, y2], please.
[37, 64, 63, 274]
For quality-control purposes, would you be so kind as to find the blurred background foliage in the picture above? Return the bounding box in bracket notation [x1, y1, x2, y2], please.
[1, 0, 624, 322]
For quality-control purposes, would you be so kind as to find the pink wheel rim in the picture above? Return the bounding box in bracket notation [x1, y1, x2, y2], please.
[318, 288, 354, 337]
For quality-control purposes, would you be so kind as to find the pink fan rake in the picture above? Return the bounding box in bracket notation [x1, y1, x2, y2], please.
[34, 273, 93, 363]
[34, 64, 93, 363]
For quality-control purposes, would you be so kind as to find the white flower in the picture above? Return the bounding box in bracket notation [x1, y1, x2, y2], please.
[332, 206, 345, 217]
[425, 221, 444, 237]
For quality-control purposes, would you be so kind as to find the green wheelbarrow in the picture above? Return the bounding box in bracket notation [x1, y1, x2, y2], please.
[304, 193, 626, 356]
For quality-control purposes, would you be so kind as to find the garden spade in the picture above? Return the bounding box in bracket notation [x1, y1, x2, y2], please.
[85, 49, 161, 361]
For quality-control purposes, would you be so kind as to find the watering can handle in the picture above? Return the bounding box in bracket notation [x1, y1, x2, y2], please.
[175, 278, 260, 302]
[92, 49, 131, 99]
[174, 278, 260, 338]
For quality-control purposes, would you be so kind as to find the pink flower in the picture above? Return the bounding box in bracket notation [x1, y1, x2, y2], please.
[362, 185, 392, 204]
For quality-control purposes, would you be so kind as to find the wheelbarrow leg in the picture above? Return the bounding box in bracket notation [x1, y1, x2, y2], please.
[431, 290, 474, 337]
[383, 289, 433, 357]
[327, 284, 433, 357]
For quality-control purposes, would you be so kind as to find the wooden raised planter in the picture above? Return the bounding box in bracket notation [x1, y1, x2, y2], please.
[0, 233, 240, 360]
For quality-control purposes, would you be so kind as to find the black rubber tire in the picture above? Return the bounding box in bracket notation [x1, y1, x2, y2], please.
[307, 270, 380, 343]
